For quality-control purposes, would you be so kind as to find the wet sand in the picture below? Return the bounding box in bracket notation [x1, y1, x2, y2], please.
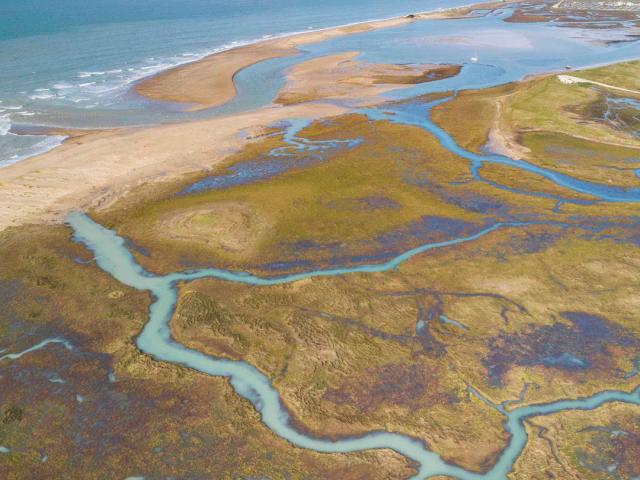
[0, 0, 513, 232]
[0, 103, 344, 231]
[0, 50, 460, 232]
[134, 1, 506, 110]
[277, 51, 460, 105]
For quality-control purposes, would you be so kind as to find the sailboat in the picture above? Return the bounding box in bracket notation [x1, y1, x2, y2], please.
[470, 50, 479, 63]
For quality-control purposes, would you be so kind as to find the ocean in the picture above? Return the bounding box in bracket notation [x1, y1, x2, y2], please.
[0, 0, 475, 166]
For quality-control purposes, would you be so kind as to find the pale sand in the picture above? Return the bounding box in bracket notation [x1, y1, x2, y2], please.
[485, 86, 640, 160]
[133, 1, 504, 110]
[0, 0, 515, 232]
[557, 74, 640, 97]
[485, 94, 531, 159]
[277, 51, 460, 106]
[135, 44, 298, 111]
[0, 103, 343, 231]
[1, 52, 448, 232]
[134, 18, 417, 110]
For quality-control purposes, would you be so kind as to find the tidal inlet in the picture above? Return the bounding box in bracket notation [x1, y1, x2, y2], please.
[2, 0, 640, 478]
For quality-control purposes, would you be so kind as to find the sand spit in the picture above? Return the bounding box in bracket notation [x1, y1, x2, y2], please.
[134, 1, 507, 110]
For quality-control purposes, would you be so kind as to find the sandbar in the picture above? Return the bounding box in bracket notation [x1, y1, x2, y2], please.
[134, 1, 507, 110]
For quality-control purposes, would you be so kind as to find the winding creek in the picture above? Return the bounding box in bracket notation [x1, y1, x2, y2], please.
[181, 117, 361, 194]
[60, 26, 640, 474]
[1, 1, 640, 477]
[8, 3, 638, 477]
[65, 211, 640, 480]
[362, 97, 640, 203]
[56, 39, 640, 476]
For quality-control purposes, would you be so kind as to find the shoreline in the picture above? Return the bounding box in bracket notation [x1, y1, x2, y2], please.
[134, 0, 510, 110]
[0, 0, 511, 172]
[0, 0, 514, 233]
[0, 51, 463, 232]
[0, 102, 345, 232]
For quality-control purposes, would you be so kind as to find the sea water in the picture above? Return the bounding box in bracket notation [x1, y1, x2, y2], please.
[2, 1, 639, 166]
[0, 0, 475, 166]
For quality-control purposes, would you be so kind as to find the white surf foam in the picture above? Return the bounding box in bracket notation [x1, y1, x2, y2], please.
[0, 132, 67, 168]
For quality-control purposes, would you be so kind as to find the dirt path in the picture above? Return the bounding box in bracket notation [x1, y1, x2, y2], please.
[557, 74, 640, 97]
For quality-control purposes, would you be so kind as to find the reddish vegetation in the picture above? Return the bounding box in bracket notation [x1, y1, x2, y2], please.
[616, 429, 640, 478]
[324, 362, 454, 413]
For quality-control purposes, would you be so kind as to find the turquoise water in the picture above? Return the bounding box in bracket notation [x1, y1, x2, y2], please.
[182, 117, 361, 194]
[360, 97, 640, 202]
[318, 8, 640, 99]
[184, 91, 640, 203]
[0, 0, 474, 166]
[0, 337, 73, 361]
[439, 315, 468, 330]
[4, 1, 640, 474]
[66, 211, 640, 479]
[3, 1, 640, 166]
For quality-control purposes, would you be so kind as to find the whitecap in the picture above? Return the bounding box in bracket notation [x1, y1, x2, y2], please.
[53, 82, 74, 90]
[0, 114, 11, 135]
[29, 93, 55, 100]
[0, 134, 67, 168]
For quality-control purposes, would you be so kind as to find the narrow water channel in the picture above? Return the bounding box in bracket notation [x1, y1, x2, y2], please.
[66, 212, 640, 480]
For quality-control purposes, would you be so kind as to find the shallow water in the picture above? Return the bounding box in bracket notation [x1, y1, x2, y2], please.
[360, 97, 640, 202]
[180, 91, 640, 211]
[66, 211, 640, 480]
[439, 315, 468, 330]
[3, 2, 640, 165]
[0, 0, 476, 166]
[601, 95, 640, 140]
[7, 6, 640, 474]
[0, 337, 73, 361]
[182, 117, 361, 194]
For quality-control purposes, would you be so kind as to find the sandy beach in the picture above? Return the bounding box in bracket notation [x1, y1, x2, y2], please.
[134, 17, 421, 110]
[0, 102, 345, 231]
[0, 0, 510, 232]
[134, 1, 503, 110]
[277, 51, 460, 105]
[0, 48, 460, 232]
